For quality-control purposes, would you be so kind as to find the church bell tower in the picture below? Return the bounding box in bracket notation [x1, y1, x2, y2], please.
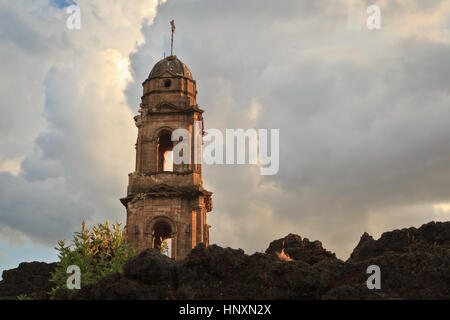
[120, 54, 213, 260]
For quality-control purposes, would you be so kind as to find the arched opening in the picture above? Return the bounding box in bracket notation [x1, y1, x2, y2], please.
[157, 131, 173, 171]
[152, 220, 173, 258]
[163, 79, 171, 88]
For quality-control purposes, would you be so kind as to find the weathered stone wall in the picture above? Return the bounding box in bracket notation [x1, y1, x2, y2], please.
[127, 172, 203, 194]
[135, 111, 203, 173]
[125, 194, 209, 259]
[142, 74, 197, 107]
[122, 56, 212, 260]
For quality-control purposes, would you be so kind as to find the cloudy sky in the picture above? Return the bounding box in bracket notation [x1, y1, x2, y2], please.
[1, 0, 450, 274]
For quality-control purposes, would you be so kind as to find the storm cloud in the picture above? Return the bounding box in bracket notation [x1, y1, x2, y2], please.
[1, 0, 450, 270]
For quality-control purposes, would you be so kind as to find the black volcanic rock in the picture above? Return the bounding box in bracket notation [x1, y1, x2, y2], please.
[2, 220, 449, 300]
[265, 233, 338, 265]
[175, 244, 323, 299]
[53, 272, 167, 300]
[0, 261, 56, 299]
[348, 221, 450, 263]
[123, 248, 175, 284]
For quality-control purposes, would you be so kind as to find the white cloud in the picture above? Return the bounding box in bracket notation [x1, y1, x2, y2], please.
[1, 0, 450, 261]
[126, 0, 450, 258]
[0, 0, 162, 245]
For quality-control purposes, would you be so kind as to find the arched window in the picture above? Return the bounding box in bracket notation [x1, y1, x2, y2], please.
[152, 220, 173, 258]
[157, 131, 173, 172]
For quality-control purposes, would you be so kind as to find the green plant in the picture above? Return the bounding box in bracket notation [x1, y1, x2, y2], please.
[17, 294, 32, 300]
[49, 221, 136, 297]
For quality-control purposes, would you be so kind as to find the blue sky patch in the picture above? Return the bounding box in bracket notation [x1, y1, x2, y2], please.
[49, 0, 76, 9]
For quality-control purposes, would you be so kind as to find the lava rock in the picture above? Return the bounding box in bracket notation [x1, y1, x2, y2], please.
[175, 243, 323, 299]
[348, 221, 450, 263]
[123, 248, 175, 284]
[266, 233, 338, 265]
[3, 220, 449, 300]
[0, 261, 56, 299]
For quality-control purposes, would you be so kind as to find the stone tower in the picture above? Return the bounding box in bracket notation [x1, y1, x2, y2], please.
[120, 55, 213, 260]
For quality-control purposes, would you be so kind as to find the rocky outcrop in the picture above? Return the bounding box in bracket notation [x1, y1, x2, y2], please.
[265, 233, 338, 265]
[349, 221, 450, 262]
[2, 220, 449, 300]
[0, 261, 56, 299]
[174, 245, 324, 299]
[337, 221, 450, 299]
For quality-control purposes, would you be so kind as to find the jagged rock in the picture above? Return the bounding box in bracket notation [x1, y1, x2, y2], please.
[266, 233, 338, 265]
[175, 243, 323, 299]
[340, 250, 450, 299]
[348, 221, 450, 263]
[123, 248, 175, 284]
[343, 221, 450, 299]
[0, 261, 56, 299]
[2, 220, 449, 300]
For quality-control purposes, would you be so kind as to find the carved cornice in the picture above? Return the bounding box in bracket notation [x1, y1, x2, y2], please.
[144, 103, 204, 115]
[138, 170, 195, 176]
[121, 184, 213, 207]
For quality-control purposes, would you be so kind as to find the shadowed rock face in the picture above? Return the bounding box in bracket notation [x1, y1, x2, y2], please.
[348, 221, 450, 263]
[265, 233, 338, 265]
[174, 245, 324, 299]
[2, 220, 449, 300]
[0, 262, 56, 300]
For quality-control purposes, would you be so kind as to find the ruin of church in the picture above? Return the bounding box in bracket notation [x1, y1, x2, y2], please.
[120, 55, 213, 260]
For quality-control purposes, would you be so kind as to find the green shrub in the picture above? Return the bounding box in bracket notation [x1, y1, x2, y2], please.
[17, 294, 32, 300]
[49, 221, 136, 296]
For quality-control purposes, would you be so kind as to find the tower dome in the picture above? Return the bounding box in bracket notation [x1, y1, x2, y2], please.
[142, 55, 197, 108]
[148, 55, 193, 79]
